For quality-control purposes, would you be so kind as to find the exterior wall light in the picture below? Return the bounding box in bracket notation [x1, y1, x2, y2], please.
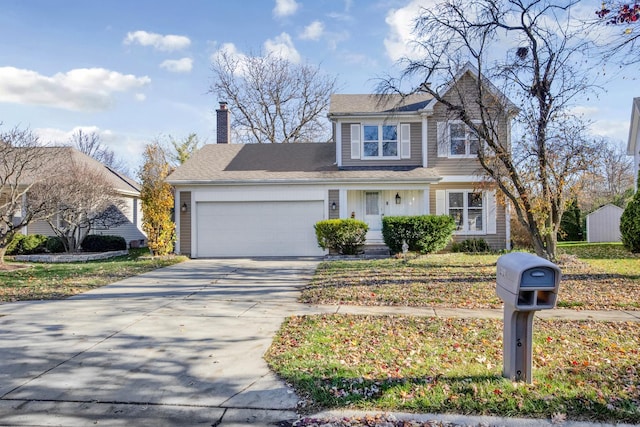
[181, 203, 188, 212]
[331, 201, 337, 210]
[395, 193, 401, 204]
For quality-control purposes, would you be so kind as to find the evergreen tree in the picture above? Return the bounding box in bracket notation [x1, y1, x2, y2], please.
[620, 173, 640, 252]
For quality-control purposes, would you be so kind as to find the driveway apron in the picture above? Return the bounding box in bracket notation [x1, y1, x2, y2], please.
[0, 258, 321, 426]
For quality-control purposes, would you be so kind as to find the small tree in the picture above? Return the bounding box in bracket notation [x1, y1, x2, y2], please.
[139, 143, 175, 255]
[620, 174, 640, 252]
[0, 127, 52, 263]
[167, 133, 202, 167]
[30, 154, 127, 252]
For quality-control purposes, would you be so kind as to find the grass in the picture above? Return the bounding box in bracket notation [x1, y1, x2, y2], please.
[266, 314, 640, 423]
[268, 243, 640, 422]
[301, 245, 640, 310]
[0, 248, 188, 302]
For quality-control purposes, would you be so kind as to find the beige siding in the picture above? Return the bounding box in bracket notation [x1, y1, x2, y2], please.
[429, 183, 507, 250]
[27, 220, 56, 237]
[341, 122, 422, 167]
[428, 73, 509, 176]
[328, 189, 339, 219]
[179, 191, 192, 256]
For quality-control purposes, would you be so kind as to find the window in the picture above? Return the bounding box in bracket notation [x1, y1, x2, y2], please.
[449, 122, 478, 157]
[362, 124, 398, 158]
[447, 190, 484, 233]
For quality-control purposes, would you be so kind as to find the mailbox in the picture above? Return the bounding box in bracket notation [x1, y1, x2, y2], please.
[496, 252, 562, 383]
[496, 252, 561, 310]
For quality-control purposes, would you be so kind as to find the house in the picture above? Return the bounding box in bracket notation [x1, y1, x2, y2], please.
[628, 97, 640, 190]
[586, 204, 624, 243]
[18, 147, 146, 247]
[167, 65, 514, 257]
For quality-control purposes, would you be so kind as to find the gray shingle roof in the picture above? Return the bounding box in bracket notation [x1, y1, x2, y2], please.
[329, 93, 433, 115]
[166, 143, 441, 184]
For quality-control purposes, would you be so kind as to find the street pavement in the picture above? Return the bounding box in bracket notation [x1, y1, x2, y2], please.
[0, 258, 637, 426]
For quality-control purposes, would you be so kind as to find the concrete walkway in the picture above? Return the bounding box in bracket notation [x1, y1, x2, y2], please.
[0, 258, 637, 426]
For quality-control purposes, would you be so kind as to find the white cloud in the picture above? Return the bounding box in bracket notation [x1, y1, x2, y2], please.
[384, 0, 438, 62]
[135, 93, 146, 101]
[0, 67, 150, 111]
[264, 32, 301, 63]
[273, 0, 298, 17]
[301, 21, 324, 41]
[160, 57, 193, 73]
[124, 30, 191, 52]
[35, 126, 113, 145]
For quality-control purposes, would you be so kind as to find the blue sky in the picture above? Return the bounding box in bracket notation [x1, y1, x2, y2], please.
[0, 0, 635, 172]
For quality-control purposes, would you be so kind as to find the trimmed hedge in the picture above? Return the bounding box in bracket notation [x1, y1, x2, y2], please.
[315, 219, 368, 255]
[382, 215, 456, 254]
[6, 234, 48, 255]
[81, 235, 127, 252]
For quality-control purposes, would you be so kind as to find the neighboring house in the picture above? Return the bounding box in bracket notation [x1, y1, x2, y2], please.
[167, 65, 514, 257]
[19, 147, 146, 247]
[586, 204, 623, 243]
[628, 97, 640, 190]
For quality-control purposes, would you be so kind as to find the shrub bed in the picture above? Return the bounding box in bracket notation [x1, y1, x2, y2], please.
[382, 215, 456, 254]
[315, 219, 368, 255]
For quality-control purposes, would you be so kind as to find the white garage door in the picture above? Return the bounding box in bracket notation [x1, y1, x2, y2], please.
[196, 201, 325, 257]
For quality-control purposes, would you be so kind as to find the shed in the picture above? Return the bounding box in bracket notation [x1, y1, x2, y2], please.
[586, 204, 624, 243]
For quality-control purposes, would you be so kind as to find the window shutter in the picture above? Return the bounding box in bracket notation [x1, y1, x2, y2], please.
[400, 123, 411, 159]
[436, 122, 449, 157]
[350, 124, 361, 159]
[435, 190, 446, 215]
[486, 189, 497, 234]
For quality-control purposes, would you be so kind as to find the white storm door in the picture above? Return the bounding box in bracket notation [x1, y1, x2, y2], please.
[364, 191, 383, 232]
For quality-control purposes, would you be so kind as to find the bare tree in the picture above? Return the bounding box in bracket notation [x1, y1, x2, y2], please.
[30, 156, 127, 252]
[379, 0, 599, 260]
[69, 129, 129, 175]
[0, 127, 52, 263]
[210, 51, 338, 143]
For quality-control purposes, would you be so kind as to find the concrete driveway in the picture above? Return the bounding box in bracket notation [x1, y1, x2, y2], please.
[0, 258, 321, 426]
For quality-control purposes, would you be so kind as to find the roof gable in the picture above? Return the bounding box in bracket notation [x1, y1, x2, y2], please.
[328, 93, 433, 116]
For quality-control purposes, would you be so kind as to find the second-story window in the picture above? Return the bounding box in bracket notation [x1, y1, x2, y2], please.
[449, 122, 479, 157]
[363, 124, 398, 158]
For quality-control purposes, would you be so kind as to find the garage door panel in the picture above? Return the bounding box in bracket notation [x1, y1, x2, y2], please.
[196, 201, 324, 257]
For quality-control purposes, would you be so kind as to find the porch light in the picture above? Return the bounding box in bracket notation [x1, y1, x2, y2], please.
[395, 193, 401, 204]
[331, 201, 337, 210]
[181, 202, 188, 212]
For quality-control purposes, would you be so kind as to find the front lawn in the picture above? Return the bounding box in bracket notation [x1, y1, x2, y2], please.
[301, 245, 640, 310]
[0, 249, 188, 302]
[266, 314, 640, 423]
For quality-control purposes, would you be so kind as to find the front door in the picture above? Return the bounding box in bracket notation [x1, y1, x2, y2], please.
[364, 191, 383, 241]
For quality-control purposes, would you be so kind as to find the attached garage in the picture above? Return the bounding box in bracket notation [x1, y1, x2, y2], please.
[195, 200, 325, 257]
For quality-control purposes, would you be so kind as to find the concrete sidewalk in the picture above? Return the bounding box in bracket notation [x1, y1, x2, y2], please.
[0, 258, 637, 426]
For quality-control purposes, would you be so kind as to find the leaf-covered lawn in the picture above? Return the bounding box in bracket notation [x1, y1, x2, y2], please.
[301, 248, 640, 310]
[0, 250, 188, 302]
[266, 314, 640, 423]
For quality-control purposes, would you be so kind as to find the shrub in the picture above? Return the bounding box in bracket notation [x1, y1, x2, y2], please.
[81, 235, 127, 252]
[382, 215, 456, 254]
[451, 238, 491, 253]
[315, 219, 368, 255]
[620, 185, 640, 253]
[45, 236, 66, 253]
[6, 234, 49, 255]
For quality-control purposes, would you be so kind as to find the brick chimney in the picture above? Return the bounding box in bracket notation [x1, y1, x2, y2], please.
[216, 101, 230, 144]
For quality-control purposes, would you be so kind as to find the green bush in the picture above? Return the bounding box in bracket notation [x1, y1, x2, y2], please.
[45, 236, 66, 253]
[382, 215, 456, 254]
[6, 234, 49, 255]
[451, 238, 491, 253]
[81, 235, 127, 252]
[315, 219, 368, 255]
[620, 185, 640, 253]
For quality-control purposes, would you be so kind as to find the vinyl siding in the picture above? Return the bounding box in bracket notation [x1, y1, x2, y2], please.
[179, 191, 192, 256]
[341, 122, 422, 167]
[429, 183, 507, 250]
[328, 189, 339, 219]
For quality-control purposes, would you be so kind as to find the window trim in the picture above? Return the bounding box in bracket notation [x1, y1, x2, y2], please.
[445, 189, 486, 235]
[361, 123, 400, 160]
[447, 121, 479, 158]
